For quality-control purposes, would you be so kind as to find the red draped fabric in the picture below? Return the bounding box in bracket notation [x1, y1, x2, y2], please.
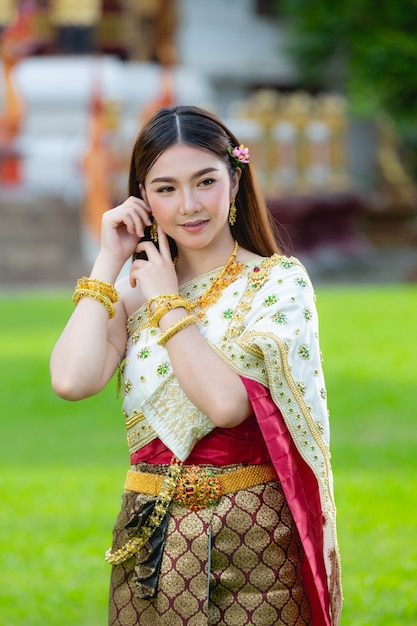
[241, 376, 331, 626]
[130, 413, 272, 466]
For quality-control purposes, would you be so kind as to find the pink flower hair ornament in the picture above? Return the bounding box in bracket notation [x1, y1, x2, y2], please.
[227, 144, 250, 168]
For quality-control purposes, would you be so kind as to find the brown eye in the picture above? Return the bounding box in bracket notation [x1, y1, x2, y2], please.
[199, 178, 214, 187]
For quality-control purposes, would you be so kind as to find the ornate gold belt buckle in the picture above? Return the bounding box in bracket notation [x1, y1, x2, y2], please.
[173, 465, 222, 511]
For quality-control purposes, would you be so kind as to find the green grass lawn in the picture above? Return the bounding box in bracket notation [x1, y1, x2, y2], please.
[0, 285, 416, 625]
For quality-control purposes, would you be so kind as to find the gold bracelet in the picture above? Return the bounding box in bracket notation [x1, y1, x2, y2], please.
[157, 314, 198, 346]
[147, 293, 190, 327]
[149, 298, 190, 327]
[148, 293, 182, 311]
[72, 288, 116, 319]
[75, 277, 119, 303]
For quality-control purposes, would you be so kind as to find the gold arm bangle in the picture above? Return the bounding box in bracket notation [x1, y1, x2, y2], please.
[157, 314, 198, 347]
[75, 277, 119, 303]
[148, 293, 184, 312]
[72, 288, 116, 319]
[149, 298, 190, 328]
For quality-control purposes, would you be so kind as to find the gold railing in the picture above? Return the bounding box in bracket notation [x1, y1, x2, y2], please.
[229, 89, 350, 197]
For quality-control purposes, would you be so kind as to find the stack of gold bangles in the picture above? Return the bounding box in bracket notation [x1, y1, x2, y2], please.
[147, 293, 197, 346]
[72, 277, 119, 319]
[72, 283, 196, 342]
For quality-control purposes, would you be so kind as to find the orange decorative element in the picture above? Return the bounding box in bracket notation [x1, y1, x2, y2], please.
[0, 1, 35, 148]
[81, 79, 117, 241]
[139, 65, 175, 126]
[0, 1, 36, 184]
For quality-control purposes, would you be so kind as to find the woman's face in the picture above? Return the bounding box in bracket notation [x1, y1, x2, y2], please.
[143, 143, 240, 253]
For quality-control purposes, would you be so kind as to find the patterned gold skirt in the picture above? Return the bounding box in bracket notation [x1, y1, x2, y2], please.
[109, 466, 311, 626]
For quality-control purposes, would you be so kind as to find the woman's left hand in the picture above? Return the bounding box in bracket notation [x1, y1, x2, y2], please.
[129, 227, 178, 299]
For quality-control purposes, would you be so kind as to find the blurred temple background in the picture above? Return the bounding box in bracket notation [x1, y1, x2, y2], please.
[1, 0, 417, 285]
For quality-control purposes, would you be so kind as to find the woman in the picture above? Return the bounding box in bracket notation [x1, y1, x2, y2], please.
[50, 105, 342, 625]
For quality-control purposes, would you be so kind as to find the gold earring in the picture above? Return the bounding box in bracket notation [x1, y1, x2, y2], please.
[229, 197, 237, 226]
[150, 216, 158, 242]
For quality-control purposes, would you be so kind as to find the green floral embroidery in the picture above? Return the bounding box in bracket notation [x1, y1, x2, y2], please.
[138, 348, 150, 359]
[263, 294, 278, 307]
[298, 344, 310, 360]
[295, 276, 307, 287]
[280, 259, 294, 269]
[157, 362, 170, 376]
[223, 308, 233, 319]
[296, 382, 306, 395]
[303, 307, 313, 321]
[273, 311, 287, 325]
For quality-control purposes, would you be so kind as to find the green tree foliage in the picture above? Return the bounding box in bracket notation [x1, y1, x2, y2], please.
[280, 0, 417, 125]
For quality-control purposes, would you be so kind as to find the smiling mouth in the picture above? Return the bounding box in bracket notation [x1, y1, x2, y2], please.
[182, 219, 208, 227]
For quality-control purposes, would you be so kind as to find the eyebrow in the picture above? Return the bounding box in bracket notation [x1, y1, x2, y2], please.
[149, 167, 219, 184]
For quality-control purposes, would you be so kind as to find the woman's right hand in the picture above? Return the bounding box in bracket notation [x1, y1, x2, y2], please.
[50, 196, 150, 400]
[99, 196, 152, 268]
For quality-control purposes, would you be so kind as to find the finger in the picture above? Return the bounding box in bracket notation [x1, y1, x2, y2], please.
[135, 240, 160, 261]
[105, 205, 136, 234]
[122, 212, 139, 236]
[124, 204, 151, 237]
[128, 210, 145, 237]
[123, 201, 147, 236]
[129, 256, 148, 288]
[130, 197, 152, 227]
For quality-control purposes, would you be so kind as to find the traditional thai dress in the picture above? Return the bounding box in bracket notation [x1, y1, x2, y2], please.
[107, 254, 342, 626]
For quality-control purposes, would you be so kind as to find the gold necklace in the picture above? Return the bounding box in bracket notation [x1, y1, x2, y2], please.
[185, 241, 244, 317]
[130, 242, 244, 342]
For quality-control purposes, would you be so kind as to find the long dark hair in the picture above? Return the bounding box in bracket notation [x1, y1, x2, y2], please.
[129, 105, 283, 257]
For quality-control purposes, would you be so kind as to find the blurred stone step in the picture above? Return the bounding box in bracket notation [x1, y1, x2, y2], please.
[0, 193, 85, 285]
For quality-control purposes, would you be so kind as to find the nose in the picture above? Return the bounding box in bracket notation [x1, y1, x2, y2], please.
[179, 188, 201, 215]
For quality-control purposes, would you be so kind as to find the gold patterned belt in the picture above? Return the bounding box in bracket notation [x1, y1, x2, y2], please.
[125, 463, 277, 511]
[105, 463, 278, 566]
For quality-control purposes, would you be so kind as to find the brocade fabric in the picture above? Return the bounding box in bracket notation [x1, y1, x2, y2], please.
[109, 480, 311, 626]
